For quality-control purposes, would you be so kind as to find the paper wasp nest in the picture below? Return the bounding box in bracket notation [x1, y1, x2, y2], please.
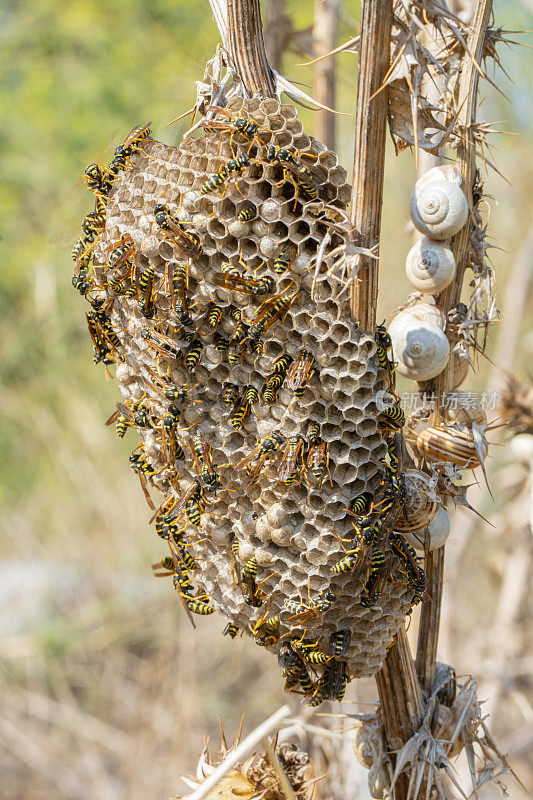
[86, 98, 413, 693]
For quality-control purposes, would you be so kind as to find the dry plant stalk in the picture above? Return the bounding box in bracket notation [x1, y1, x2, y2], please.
[349, 0, 394, 330]
[313, 0, 341, 149]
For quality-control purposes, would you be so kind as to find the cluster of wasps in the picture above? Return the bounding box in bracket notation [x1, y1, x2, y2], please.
[72, 110, 426, 706]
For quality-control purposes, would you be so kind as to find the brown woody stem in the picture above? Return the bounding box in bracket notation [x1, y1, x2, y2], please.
[227, 0, 276, 98]
[349, 0, 393, 331]
[416, 0, 494, 691]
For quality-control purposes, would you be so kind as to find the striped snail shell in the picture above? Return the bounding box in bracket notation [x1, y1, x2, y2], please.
[443, 390, 487, 427]
[405, 237, 456, 293]
[410, 179, 468, 240]
[389, 307, 450, 381]
[394, 469, 440, 534]
[417, 424, 488, 469]
[402, 507, 451, 551]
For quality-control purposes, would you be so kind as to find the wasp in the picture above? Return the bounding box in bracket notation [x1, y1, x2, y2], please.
[330, 546, 360, 575]
[137, 266, 156, 316]
[141, 326, 182, 359]
[360, 546, 387, 607]
[278, 646, 315, 695]
[276, 434, 306, 486]
[229, 388, 256, 431]
[223, 623, 240, 638]
[200, 154, 250, 196]
[273, 244, 296, 276]
[214, 263, 274, 298]
[183, 339, 203, 371]
[214, 333, 230, 353]
[286, 349, 318, 396]
[389, 532, 426, 605]
[236, 431, 284, 482]
[252, 615, 280, 646]
[291, 635, 332, 665]
[249, 289, 298, 343]
[106, 234, 136, 270]
[378, 403, 405, 433]
[242, 557, 263, 607]
[264, 145, 320, 201]
[151, 556, 176, 576]
[228, 320, 249, 365]
[306, 422, 321, 444]
[106, 122, 152, 182]
[84, 163, 111, 197]
[172, 565, 195, 596]
[350, 493, 372, 516]
[169, 481, 206, 526]
[172, 538, 198, 571]
[184, 593, 215, 616]
[261, 373, 285, 404]
[327, 660, 349, 701]
[201, 111, 264, 153]
[285, 588, 336, 623]
[169, 261, 194, 327]
[222, 382, 240, 408]
[206, 303, 223, 328]
[81, 210, 105, 244]
[191, 434, 221, 491]
[237, 202, 257, 221]
[154, 203, 204, 259]
[329, 629, 351, 658]
[306, 440, 330, 484]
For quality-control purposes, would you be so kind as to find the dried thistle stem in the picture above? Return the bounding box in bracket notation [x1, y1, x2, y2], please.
[349, 0, 393, 330]
[313, 0, 340, 149]
[227, 0, 276, 97]
[416, 0, 494, 693]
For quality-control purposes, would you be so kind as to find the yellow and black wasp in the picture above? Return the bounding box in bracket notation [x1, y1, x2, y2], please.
[378, 403, 405, 433]
[278, 645, 315, 696]
[306, 440, 330, 485]
[285, 588, 336, 624]
[200, 154, 250, 196]
[169, 261, 194, 327]
[141, 326, 182, 360]
[154, 203, 204, 259]
[273, 244, 296, 276]
[329, 629, 351, 657]
[360, 546, 388, 607]
[251, 614, 280, 647]
[286, 349, 318, 396]
[222, 382, 241, 408]
[190, 434, 221, 491]
[169, 480, 206, 526]
[264, 145, 321, 203]
[213, 262, 274, 298]
[248, 288, 298, 343]
[229, 386, 257, 430]
[223, 623, 240, 638]
[291, 634, 332, 665]
[206, 303, 223, 328]
[183, 339, 203, 371]
[138, 265, 156, 318]
[201, 110, 265, 155]
[389, 532, 427, 607]
[106, 121, 152, 182]
[276, 434, 306, 486]
[236, 431, 284, 482]
[84, 162, 111, 197]
[237, 202, 257, 221]
[214, 332, 230, 353]
[241, 557, 263, 607]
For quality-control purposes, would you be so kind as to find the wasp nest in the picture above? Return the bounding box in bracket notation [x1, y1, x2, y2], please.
[73, 97, 418, 702]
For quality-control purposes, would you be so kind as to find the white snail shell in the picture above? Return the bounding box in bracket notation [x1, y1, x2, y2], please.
[417, 424, 488, 469]
[402, 508, 451, 551]
[405, 237, 456, 293]
[389, 309, 450, 381]
[410, 179, 468, 240]
[394, 469, 440, 534]
[402, 302, 446, 330]
[415, 164, 463, 189]
[443, 390, 487, 427]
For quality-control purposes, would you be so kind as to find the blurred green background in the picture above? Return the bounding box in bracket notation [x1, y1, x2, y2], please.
[1, 1, 533, 798]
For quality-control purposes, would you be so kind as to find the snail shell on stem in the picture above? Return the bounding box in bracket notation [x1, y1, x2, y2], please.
[410, 179, 468, 240]
[389, 308, 450, 381]
[406, 237, 456, 293]
[394, 468, 440, 534]
[443, 390, 487, 427]
[401, 507, 451, 551]
[415, 164, 463, 189]
[417, 424, 488, 469]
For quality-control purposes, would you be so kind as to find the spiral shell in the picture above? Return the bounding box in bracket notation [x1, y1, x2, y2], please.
[417, 425, 488, 468]
[403, 302, 446, 330]
[443, 390, 487, 427]
[394, 469, 440, 534]
[410, 180, 468, 240]
[389, 309, 450, 381]
[402, 507, 451, 551]
[353, 723, 377, 769]
[415, 164, 463, 189]
[405, 237, 456, 293]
